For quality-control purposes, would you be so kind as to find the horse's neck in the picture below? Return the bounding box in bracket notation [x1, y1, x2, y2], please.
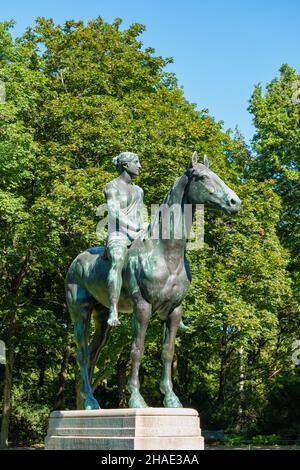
[149, 173, 193, 258]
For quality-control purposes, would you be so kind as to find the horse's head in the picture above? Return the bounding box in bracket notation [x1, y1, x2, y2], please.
[186, 152, 241, 214]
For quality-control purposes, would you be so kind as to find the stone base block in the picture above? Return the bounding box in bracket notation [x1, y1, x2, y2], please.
[45, 408, 204, 450]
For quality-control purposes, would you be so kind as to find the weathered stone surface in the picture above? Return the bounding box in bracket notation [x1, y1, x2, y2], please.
[45, 408, 204, 450]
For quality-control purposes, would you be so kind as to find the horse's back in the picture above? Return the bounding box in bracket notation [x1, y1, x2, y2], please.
[66, 246, 106, 283]
[65, 246, 133, 313]
[86, 246, 106, 256]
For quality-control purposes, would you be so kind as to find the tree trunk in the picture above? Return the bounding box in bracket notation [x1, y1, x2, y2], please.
[236, 344, 245, 431]
[218, 331, 228, 405]
[218, 356, 226, 405]
[37, 346, 47, 387]
[75, 368, 84, 410]
[0, 339, 14, 448]
[117, 355, 129, 408]
[0, 263, 27, 447]
[55, 327, 72, 410]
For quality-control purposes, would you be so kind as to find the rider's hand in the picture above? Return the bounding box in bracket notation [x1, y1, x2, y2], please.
[136, 223, 149, 241]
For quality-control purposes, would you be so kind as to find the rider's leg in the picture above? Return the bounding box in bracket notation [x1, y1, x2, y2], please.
[107, 240, 128, 326]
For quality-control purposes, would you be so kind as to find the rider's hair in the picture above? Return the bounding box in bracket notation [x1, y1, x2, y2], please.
[112, 152, 139, 173]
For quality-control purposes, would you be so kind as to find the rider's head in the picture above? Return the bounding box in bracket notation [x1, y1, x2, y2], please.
[112, 152, 141, 176]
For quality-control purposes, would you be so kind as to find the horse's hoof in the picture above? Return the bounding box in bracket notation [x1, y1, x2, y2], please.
[128, 392, 148, 408]
[163, 393, 183, 408]
[108, 317, 120, 327]
[84, 396, 101, 410]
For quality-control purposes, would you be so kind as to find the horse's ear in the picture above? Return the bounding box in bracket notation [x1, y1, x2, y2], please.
[203, 154, 209, 168]
[191, 151, 198, 168]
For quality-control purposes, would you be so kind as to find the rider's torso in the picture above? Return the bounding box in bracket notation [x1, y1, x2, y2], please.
[109, 178, 143, 215]
[107, 178, 144, 243]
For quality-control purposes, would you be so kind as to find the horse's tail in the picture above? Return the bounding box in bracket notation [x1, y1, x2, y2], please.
[179, 319, 189, 331]
[163, 319, 189, 334]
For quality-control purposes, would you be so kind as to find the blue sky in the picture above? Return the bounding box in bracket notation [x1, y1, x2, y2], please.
[1, 0, 299, 142]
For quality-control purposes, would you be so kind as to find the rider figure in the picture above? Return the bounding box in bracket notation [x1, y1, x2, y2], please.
[104, 152, 146, 327]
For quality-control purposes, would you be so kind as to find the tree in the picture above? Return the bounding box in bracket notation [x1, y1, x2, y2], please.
[248, 64, 300, 277]
[0, 16, 236, 445]
[0, 17, 297, 445]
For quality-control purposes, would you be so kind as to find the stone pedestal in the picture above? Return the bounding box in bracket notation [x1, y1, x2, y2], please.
[45, 408, 204, 450]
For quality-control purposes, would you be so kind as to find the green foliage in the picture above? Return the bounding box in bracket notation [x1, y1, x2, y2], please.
[223, 433, 280, 447]
[251, 434, 279, 446]
[0, 18, 299, 445]
[248, 64, 300, 275]
[10, 386, 50, 445]
[223, 434, 247, 446]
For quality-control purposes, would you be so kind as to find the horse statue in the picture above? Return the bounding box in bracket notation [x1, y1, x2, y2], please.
[65, 152, 241, 409]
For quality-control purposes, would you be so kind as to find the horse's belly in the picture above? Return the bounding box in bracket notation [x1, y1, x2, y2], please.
[142, 271, 190, 316]
[87, 280, 133, 313]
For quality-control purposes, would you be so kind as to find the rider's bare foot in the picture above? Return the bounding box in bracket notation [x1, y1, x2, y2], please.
[108, 309, 120, 327]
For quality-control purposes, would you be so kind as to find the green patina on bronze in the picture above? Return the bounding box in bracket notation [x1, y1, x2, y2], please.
[104, 152, 145, 327]
[65, 152, 241, 410]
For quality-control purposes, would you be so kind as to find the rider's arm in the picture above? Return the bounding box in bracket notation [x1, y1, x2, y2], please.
[104, 185, 139, 232]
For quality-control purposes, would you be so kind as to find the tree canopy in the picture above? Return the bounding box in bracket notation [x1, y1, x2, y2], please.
[0, 18, 299, 446]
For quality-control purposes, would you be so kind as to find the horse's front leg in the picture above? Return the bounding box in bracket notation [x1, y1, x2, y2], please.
[127, 295, 152, 408]
[160, 305, 183, 408]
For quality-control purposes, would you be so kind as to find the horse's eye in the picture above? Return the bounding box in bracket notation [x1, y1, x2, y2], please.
[197, 174, 208, 181]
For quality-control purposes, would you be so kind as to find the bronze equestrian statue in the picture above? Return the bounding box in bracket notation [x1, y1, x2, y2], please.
[65, 152, 241, 410]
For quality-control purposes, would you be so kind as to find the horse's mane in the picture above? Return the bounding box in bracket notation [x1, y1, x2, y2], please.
[162, 169, 195, 206]
[145, 171, 192, 240]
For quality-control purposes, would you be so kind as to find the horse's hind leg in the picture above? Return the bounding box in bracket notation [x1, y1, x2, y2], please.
[66, 283, 100, 410]
[88, 305, 112, 383]
[160, 305, 183, 408]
